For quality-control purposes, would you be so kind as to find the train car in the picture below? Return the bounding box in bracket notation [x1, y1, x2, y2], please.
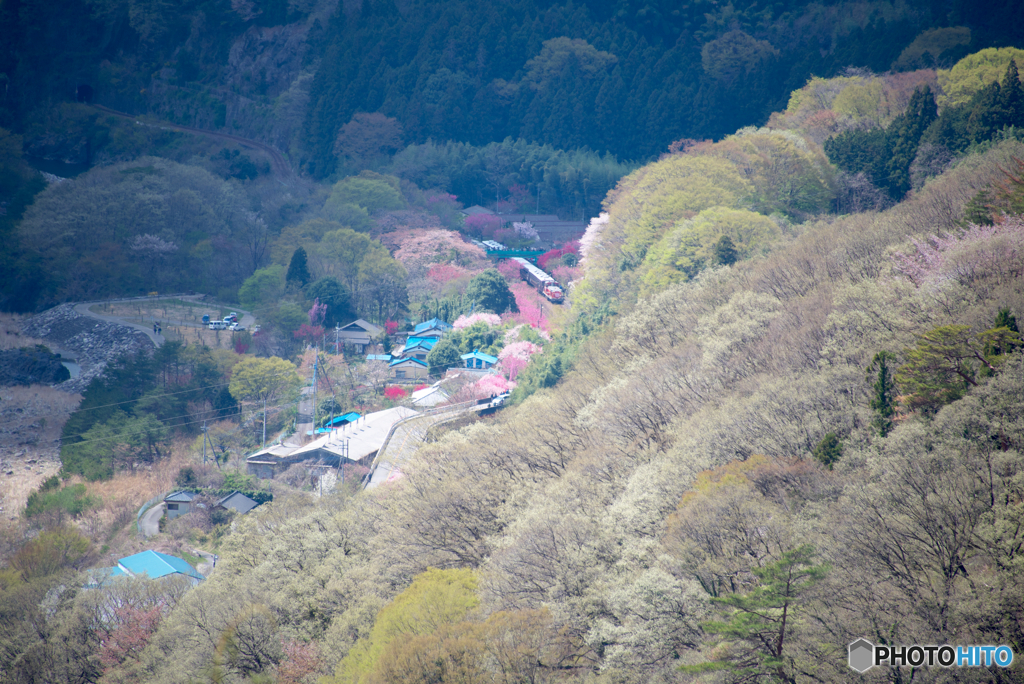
[511, 257, 564, 303]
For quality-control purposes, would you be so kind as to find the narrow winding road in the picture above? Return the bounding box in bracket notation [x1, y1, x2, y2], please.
[91, 104, 293, 179]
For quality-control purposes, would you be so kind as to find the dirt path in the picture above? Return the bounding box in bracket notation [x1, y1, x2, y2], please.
[91, 104, 293, 179]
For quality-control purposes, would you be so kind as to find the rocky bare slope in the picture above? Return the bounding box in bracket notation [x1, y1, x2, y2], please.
[21, 303, 154, 393]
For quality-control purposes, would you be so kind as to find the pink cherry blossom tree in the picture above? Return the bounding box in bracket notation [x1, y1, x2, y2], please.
[891, 218, 1024, 288]
[453, 312, 502, 329]
[474, 373, 515, 397]
[579, 212, 609, 267]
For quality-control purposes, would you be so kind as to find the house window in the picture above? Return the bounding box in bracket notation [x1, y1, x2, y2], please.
[396, 370, 406, 378]
[167, 503, 179, 510]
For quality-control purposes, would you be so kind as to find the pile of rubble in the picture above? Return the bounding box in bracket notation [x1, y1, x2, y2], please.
[21, 303, 154, 393]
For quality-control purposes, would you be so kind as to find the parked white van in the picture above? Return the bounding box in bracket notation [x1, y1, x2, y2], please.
[208, 320, 228, 330]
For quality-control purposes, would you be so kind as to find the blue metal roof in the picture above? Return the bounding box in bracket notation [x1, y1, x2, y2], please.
[118, 550, 204, 581]
[366, 354, 392, 361]
[460, 350, 499, 364]
[390, 357, 428, 367]
[326, 412, 361, 426]
[404, 337, 437, 348]
[414, 318, 452, 333]
[164, 491, 196, 503]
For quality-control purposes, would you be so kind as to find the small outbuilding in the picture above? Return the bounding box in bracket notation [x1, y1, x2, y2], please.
[164, 491, 196, 520]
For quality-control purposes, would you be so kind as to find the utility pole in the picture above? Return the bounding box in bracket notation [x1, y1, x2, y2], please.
[201, 420, 208, 465]
[312, 355, 317, 436]
[262, 396, 267, 448]
[335, 324, 340, 355]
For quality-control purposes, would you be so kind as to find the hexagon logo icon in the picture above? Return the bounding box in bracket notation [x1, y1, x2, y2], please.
[849, 638, 875, 673]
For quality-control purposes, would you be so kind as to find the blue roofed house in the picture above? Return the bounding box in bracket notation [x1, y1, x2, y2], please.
[396, 336, 436, 361]
[412, 318, 452, 340]
[116, 550, 205, 584]
[461, 350, 498, 370]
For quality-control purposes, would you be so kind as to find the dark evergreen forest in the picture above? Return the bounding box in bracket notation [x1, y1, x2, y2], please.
[3, 0, 1023, 173]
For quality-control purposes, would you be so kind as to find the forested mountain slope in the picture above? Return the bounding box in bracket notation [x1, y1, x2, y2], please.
[3, 0, 1022, 174]
[54, 120, 1024, 684]
[4, 3, 1024, 680]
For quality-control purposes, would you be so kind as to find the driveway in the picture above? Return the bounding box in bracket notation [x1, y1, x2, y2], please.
[192, 548, 218, 577]
[139, 502, 164, 538]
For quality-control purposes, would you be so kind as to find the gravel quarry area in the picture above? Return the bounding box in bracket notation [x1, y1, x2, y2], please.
[21, 302, 156, 394]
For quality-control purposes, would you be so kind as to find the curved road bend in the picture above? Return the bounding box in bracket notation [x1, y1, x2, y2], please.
[91, 104, 293, 179]
[74, 297, 256, 348]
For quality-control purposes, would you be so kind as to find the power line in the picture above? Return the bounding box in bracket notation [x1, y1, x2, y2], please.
[59, 394, 304, 449]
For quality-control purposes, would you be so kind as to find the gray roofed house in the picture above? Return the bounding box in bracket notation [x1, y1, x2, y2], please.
[461, 205, 495, 217]
[217, 491, 259, 515]
[164, 491, 196, 520]
[336, 319, 384, 352]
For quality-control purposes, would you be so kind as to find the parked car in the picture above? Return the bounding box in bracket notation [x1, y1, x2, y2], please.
[208, 320, 228, 330]
[224, 313, 238, 323]
[229, 323, 246, 331]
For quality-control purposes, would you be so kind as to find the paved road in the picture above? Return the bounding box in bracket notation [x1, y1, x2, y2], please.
[74, 301, 166, 346]
[193, 548, 218, 577]
[366, 395, 508, 489]
[139, 502, 163, 538]
[74, 296, 255, 349]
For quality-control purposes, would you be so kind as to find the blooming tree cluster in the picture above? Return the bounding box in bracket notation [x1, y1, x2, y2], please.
[384, 385, 408, 400]
[309, 298, 327, 326]
[891, 218, 1024, 288]
[498, 340, 543, 380]
[277, 639, 322, 684]
[578, 212, 609, 267]
[496, 258, 521, 280]
[474, 373, 515, 397]
[513, 221, 540, 242]
[551, 264, 581, 285]
[99, 604, 164, 670]
[294, 323, 325, 344]
[464, 213, 502, 239]
[453, 312, 502, 329]
[505, 282, 548, 330]
[537, 240, 581, 270]
[427, 263, 468, 284]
